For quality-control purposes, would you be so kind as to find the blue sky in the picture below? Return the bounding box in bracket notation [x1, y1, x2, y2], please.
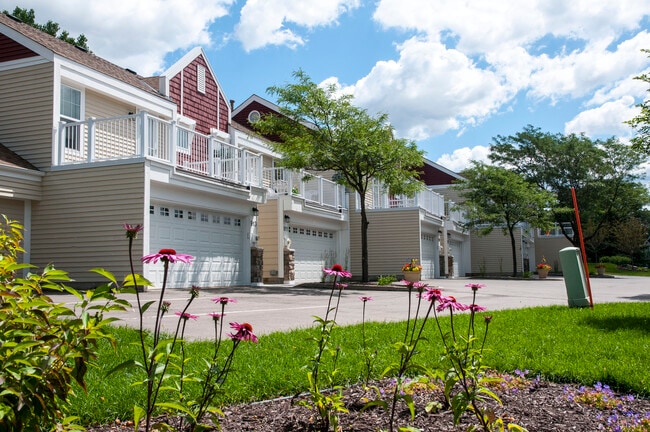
[4, 0, 650, 173]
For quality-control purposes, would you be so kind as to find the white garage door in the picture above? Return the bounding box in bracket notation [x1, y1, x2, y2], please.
[289, 226, 338, 282]
[421, 233, 437, 279]
[149, 204, 244, 288]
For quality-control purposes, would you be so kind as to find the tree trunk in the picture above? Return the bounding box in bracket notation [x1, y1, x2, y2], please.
[508, 225, 518, 277]
[360, 193, 370, 282]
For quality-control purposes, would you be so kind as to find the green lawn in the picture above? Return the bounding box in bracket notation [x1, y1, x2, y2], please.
[71, 302, 650, 426]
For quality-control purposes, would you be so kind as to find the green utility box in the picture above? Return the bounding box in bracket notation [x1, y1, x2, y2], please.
[558, 247, 591, 308]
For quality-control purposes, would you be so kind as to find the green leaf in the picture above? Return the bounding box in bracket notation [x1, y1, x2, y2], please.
[89, 267, 117, 285]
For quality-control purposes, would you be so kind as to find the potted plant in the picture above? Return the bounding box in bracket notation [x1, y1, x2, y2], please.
[536, 257, 551, 279]
[402, 259, 422, 282]
[595, 262, 606, 276]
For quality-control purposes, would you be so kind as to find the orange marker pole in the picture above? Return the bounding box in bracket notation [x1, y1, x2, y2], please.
[571, 187, 594, 309]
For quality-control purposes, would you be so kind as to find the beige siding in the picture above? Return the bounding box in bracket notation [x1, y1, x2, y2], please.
[30, 164, 146, 285]
[85, 89, 135, 118]
[350, 208, 421, 279]
[0, 63, 54, 169]
[535, 236, 573, 272]
[257, 199, 281, 279]
[0, 198, 24, 224]
[471, 229, 524, 274]
[0, 173, 42, 200]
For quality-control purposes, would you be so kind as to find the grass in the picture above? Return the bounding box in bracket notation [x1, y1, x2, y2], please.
[71, 302, 650, 426]
[588, 262, 650, 276]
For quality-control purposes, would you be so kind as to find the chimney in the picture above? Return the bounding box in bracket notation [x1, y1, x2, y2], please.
[230, 99, 235, 110]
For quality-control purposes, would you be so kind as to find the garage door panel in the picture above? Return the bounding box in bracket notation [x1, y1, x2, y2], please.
[289, 226, 338, 282]
[150, 204, 244, 288]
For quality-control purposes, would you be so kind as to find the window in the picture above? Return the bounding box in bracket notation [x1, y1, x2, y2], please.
[150, 205, 154, 214]
[201, 213, 208, 222]
[234, 218, 241, 226]
[247, 110, 261, 123]
[160, 207, 169, 216]
[60, 84, 82, 150]
[174, 209, 184, 219]
[197, 65, 206, 94]
[223, 217, 231, 225]
[212, 215, 220, 224]
[187, 211, 195, 220]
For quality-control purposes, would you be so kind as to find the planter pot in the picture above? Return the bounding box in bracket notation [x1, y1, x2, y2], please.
[403, 271, 421, 283]
[537, 268, 549, 279]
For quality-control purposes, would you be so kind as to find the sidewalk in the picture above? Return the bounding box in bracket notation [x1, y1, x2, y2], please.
[49, 275, 649, 340]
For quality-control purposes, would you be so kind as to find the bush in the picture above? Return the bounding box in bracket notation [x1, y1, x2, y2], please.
[377, 274, 397, 285]
[599, 256, 633, 266]
[0, 216, 127, 431]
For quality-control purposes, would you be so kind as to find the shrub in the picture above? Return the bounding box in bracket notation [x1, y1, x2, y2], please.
[599, 256, 632, 266]
[377, 274, 397, 285]
[0, 216, 127, 431]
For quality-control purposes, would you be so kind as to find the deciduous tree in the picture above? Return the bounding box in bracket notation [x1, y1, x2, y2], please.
[455, 162, 556, 277]
[254, 70, 424, 282]
[3, 6, 89, 50]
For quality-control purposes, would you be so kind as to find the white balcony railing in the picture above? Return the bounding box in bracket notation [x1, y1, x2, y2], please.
[57, 112, 263, 188]
[263, 167, 347, 210]
[362, 183, 446, 217]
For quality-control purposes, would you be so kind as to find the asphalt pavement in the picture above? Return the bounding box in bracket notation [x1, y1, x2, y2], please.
[49, 275, 649, 341]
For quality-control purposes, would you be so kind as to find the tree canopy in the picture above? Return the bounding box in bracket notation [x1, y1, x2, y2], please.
[3, 7, 90, 51]
[254, 70, 425, 281]
[489, 125, 650, 259]
[627, 49, 650, 155]
[455, 162, 557, 276]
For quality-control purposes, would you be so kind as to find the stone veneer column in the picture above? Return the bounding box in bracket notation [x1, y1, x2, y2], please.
[250, 247, 263, 284]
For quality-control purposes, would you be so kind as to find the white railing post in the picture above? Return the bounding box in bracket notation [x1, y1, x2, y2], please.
[208, 138, 215, 177]
[137, 111, 147, 156]
[87, 117, 96, 163]
[57, 121, 65, 165]
[319, 177, 324, 205]
[170, 120, 177, 166]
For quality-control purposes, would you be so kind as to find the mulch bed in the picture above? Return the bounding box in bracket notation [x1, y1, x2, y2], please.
[86, 375, 650, 431]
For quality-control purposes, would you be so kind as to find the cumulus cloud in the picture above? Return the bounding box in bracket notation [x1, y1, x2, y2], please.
[435, 146, 491, 173]
[1, 0, 234, 75]
[234, 0, 360, 51]
[564, 96, 640, 137]
[343, 37, 514, 140]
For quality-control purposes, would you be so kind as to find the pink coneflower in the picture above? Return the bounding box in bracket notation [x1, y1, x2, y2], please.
[465, 283, 486, 291]
[141, 249, 194, 264]
[175, 311, 199, 320]
[359, 296, 373, 302]
[209, 312, 225, 321]
[123, 223, 143, 239]
[212, 297, 237, 305]
[468, 304, 487, 312]
[422, 287, 442, 303]
[336, 282, 348, 290]
[229, 322, 258, 343]
[436, 295, 469, 312]
[323, 264, 352, 279]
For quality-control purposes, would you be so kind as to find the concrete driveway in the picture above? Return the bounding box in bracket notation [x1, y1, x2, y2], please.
[49, 275, 649, 341]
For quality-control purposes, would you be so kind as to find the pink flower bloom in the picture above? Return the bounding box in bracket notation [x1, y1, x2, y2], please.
[323, 264, 352, 279]
[422, 287, 442, 303]
[465, 283, 486, 291]
[359, 296, 373, 302]
[175, 311, 198, 320]
[142, 248, 194, 264]
[209, 312, 225, 321]
[229, 322, 258, 343]
[212, 297, 237, 305]
[123, 223, 143, 239]
[468, 304, 487, 312]
[336, 282, 348, 290]
[436, 295, 469, 312]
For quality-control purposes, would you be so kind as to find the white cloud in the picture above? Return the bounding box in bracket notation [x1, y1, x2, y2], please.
[234, 0, 360, 51]
[344, 37, 514, 140]
[435, 146, 490, 173]
[564, 96, 640, 137]
[0, 0, 234, 75]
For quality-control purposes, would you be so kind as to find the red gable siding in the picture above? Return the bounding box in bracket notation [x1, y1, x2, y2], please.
[0, 33, 38, 62]
[419, 163, 459, 186]
[168, 54, 227, 135]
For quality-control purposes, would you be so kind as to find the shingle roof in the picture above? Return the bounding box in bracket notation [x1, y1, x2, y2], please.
[0, 12, 167, 100]
[0, 142, 39, 171]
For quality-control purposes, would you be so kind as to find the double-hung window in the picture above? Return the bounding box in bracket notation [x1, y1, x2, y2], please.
[60, 85, 82, 150]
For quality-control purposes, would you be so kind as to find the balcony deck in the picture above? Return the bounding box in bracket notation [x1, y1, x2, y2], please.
[56, 112, 263, 188]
